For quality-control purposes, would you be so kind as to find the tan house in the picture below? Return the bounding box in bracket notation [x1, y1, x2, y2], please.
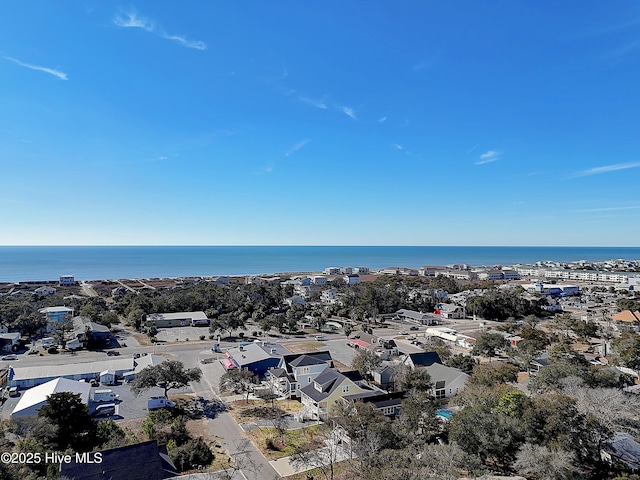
[298, 369, 368, 422]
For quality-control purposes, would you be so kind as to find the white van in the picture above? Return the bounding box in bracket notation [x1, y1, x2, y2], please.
[92, 403, 116, 417]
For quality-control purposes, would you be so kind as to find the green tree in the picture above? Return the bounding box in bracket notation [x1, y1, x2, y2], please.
[494, 391, 531, 417]
[351, 349, 382, 380]
[396, 368, 433, 393]
[472, 332, 509, 361]
[468, 363, 518, 387]
[37, 392, 97, 452]
[170, 437, 214, 472]
[394, 391, 440, 446]
[219, 368, 258, 402]
[130, 360, 202, 397]
[96, 419, 126, 448]
[450, 405, 525, 469]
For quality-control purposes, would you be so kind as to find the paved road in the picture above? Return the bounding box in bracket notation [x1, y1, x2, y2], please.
[195, 361, 282, 480]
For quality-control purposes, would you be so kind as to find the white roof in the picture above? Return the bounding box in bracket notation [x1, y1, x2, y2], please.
[39, 306, 74, 313]
[11, 358, 133, 381]
[147, 311, 208, 321]
[11, 378, 90, 418]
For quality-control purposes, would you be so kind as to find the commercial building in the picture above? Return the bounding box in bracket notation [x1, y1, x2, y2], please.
[11, 377, 90, 418]
[145, 311, 209, 328]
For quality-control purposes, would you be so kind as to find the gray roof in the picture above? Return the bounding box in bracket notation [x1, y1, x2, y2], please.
[300, 369, 346, 403]
[405, 351, 442, 367]
[343, 390, 408, 409]
[227, 342, 291, 368]
[424, 362, 468, 385]
[289, 354, 331, 368]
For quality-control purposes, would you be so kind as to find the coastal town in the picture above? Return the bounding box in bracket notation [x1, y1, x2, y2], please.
[1, 258, 640, 480]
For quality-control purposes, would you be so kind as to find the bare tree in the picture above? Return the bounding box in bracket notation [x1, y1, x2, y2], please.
[514, 443, 577, 480]
[289, 424, 348, 480]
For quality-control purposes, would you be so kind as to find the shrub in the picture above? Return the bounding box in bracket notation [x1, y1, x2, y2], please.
[199, 335, 205, 341]
[209, 335, 214, 340]
[252, 331, 258, 337]
[170, 437, 214, 472]
[238, 332, 245, 339]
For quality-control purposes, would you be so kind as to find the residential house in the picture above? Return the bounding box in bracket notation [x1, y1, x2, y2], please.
[267, 351, 333, 398]
[34, 286, 56, 296]
[59, 275, 75, 286]
[73, 316, 111, 344]
[401, 351, 442, 370]
[371, 365, 400, 391]
[60, 440, 177, 480]
[320, 288, 343, 305]
[434, 304, 466, 319]
[298, 369, 369, 422]
[223, 342, 291, 377]
[529, 352, 550, 375]
[39, 306, 74, 323]
[341, 390, 409, 417]
[425, 363, 468, 399]
[344, 274, 360, 285]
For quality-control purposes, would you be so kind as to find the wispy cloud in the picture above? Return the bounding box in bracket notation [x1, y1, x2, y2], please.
[338, 105, 357, 119]
[285, 139, 310, 157]
[572, 205, 640, 213]
[571, 161, 640, 177]
[299, 96, 327, 109]
[394, 144, 404, 150]
[3, 56, 67, 80]
[113, 11, 153, 30]
[160, 33, 206, 50]
[475, 150, 500, 165]
[113, 10, 206, 50]
[378, 116, 387, 123]
[467, 144, 479, 154]
[255, 163, 274, 175]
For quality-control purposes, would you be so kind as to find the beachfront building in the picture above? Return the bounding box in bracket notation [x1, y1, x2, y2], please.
[59, 275, 75, 286]
[344, 274, 360, 285]
[145, 311, 209, 328]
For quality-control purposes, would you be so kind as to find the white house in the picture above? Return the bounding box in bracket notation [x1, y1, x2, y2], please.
[424, 362, 468, 399]
[344, 274, 360, 285]
[59, 275, 75, 286]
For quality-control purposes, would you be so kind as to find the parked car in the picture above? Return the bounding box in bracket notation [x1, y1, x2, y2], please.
[409, 326, 419, 331]
[1, 355, 17, 361]
[106, 351, 120, 356]
[90, 378, 99, 387]
[399, 331, 408, 335]
[92, 403, 117, 417]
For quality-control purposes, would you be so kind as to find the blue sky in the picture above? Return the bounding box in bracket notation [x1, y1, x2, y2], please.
[2, 1, 640, 246]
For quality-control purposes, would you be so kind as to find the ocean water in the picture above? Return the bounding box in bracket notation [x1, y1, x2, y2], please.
[0, 246, 639, 282]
